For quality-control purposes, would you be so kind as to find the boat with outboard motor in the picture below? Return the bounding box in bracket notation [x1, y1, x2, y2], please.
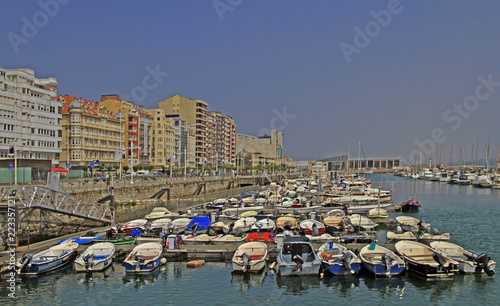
[276, 236, 321, 276]
[232, 241, 268, 273]
[394, 240, 459, 277]
[359, 243, 405, 277]
[74, 242, 115, 272]
[430, 241, 495, 276]
[318, 241, 361, 275]
[123, 242, 163, 273]
[17, 241, 79, 276]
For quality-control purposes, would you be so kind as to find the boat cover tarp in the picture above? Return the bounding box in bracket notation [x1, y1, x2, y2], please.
[186, 216, 211, 230]
[240, 192, 253, 199]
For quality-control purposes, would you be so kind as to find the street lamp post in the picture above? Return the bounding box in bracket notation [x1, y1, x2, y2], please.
[130, 141, 134, 184]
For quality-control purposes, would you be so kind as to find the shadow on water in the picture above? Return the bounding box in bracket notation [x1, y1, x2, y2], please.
[276, 274, 321, 294]
[231, 270, 267, 291]
[362, 275, 406, 299]
[74, 265, 115, 288]
[121, 268, 161, 289]
[322, 274, 360, 297]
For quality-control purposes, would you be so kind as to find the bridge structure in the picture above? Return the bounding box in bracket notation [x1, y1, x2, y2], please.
[0, 178, 114, 246]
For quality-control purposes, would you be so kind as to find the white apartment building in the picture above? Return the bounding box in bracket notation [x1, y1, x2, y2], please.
[0, 68, 61, 171]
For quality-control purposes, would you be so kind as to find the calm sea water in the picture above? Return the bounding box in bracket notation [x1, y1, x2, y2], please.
[2, 174, 499, 305]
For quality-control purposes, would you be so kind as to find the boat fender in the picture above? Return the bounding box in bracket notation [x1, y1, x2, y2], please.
[312, 224, 319, 236]
[396, 225, 403, 234]
[191, 223, 199, 235]
[269, 262, 276, 270]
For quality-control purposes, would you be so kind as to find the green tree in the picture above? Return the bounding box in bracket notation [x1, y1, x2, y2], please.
[123, 165, 129, 173]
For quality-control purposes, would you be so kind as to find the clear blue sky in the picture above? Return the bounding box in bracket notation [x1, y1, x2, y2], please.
[2, 0, 500, 163]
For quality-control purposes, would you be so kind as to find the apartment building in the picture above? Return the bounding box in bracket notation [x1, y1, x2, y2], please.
[210, 111, 236, 168]
[99, 95, 152, 169]
[145, 109, 175, 169]
[172, 119, 196, 169]
[158, 94, 209, 166]
[236, 129, 284, 166]
[58, 95, 122, 170]
[0, 68, 61, 174]
[158, 94, 236, 169]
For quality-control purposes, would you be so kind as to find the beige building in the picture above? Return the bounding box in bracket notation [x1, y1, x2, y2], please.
[158, 94, 236, 169]
[158, 94, 208, 166]
[236, 129, 283, 166]
[145, 109, 175, 169]
[58, 95, 122, 170]
[99, 95, 152, 169]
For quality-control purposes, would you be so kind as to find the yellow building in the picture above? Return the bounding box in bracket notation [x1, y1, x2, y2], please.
[58, 95, 122, 170]
[158, 94, 208, 166]
[145, 109, 175, 169]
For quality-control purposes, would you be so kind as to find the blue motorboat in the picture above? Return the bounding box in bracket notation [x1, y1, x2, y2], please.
[401, 199, 421, 212]
[123, 243, 163, 273]
[359, 243, 405, 277]
[17, 241, 79, 276]
[184, 216, 212, 235]
[318, 241, 362, 275]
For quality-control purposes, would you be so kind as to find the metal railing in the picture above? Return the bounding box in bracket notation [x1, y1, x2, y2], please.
[0, 185, 114, 223]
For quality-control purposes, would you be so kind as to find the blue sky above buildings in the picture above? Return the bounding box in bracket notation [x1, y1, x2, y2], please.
[2, 0, 500, 162]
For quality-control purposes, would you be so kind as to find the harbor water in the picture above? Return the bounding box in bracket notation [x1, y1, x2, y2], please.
[2, 174, 499, 305]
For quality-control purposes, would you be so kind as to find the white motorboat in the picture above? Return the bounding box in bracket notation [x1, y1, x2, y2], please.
[222, 206, 264, 216]
[144, 207, 179, 220]
[347, 214, 378, 231]
[472, 175, 492, 188]
[250, 218, 276, 233]
[74, 242, 115, 272]
[394, 241, 458, 277]
[430, 241, 495, 276]
[395, 216, 431, 232]
[232, 242, 268, 273]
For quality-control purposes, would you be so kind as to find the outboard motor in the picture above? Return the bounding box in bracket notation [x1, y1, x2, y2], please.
[284, 221, 293, 231]
[396, 225, 403, 234]
[208, 228, 217, 236]
[418, 220, 427, 233]
[431, 228, 442, 235]
[234, 228, 244, 237]
[312, 224, 319, 236]
[167, 222, 175, 234]
[135, 255, 146, 271]
[84, 253, 96, 271]
[340, 220, 347, 232]
[341, 252, 355, 274]
[224, 222, 235, 235]
[475, 253, 495, 276]
[19, 253, 33, 273]
[191, 223, 199, 235]
[292, 254, 304, 274]
[381, 253, 392, 277]
[432, 252, 448, 272]
[240, 252, 252, 272]
[284, 230, 292, 238]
